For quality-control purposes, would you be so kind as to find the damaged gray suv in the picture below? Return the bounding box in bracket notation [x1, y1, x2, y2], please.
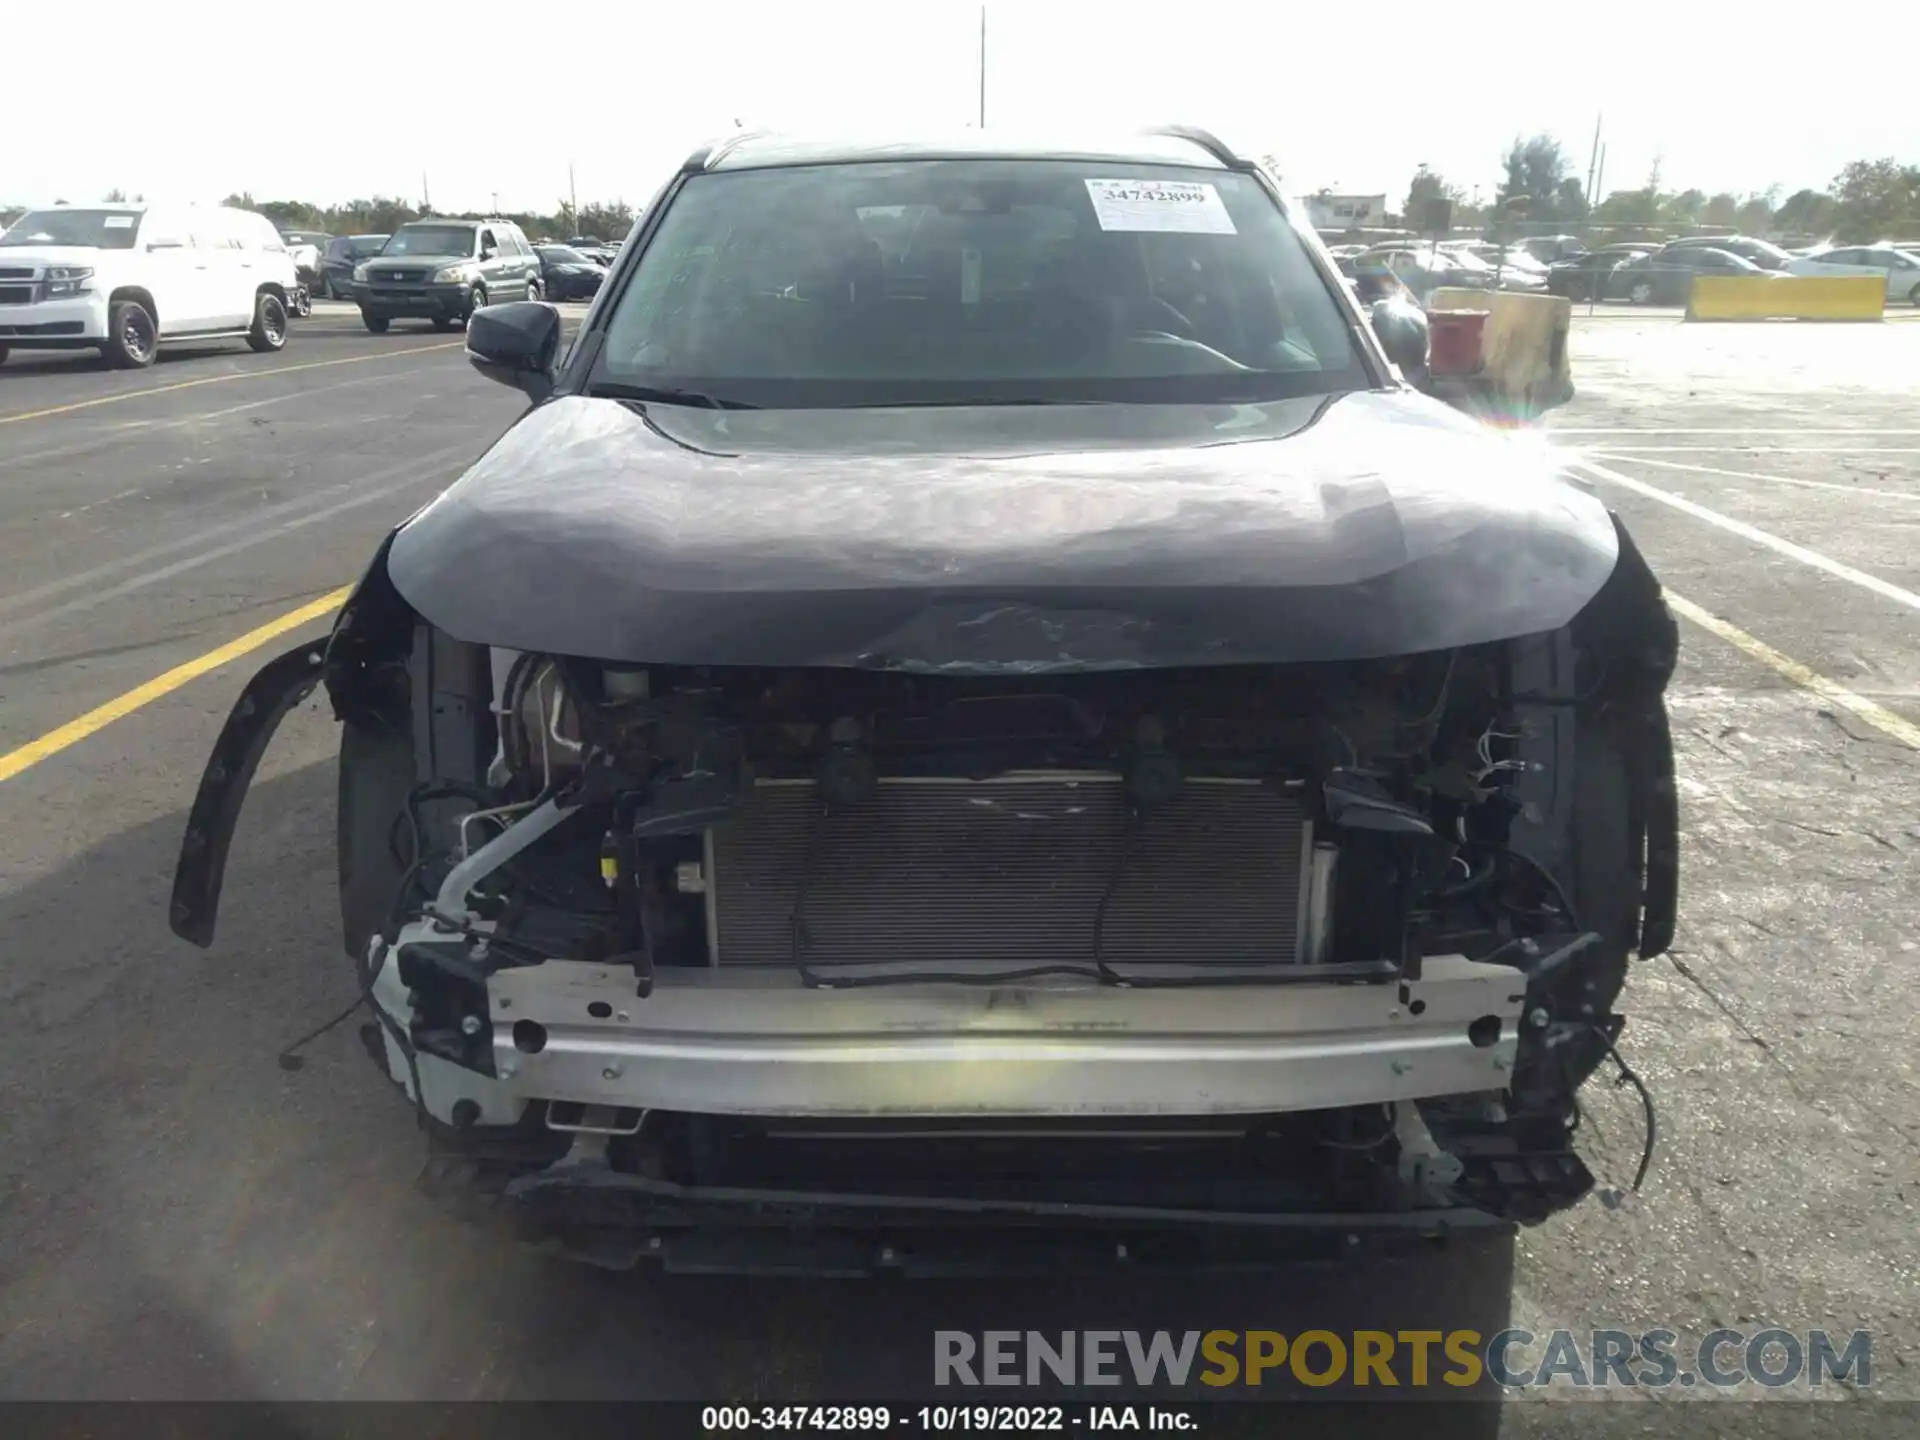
[171, 128, 1680, 1276]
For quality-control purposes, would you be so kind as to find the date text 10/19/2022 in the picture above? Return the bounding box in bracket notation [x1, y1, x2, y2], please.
[701, 1406, 1196, 1433]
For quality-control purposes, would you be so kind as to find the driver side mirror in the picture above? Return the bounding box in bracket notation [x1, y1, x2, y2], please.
[467, 301, 561, 402]
[480, 244, 498, 261]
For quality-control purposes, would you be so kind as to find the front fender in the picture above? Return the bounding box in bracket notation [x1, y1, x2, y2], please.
[168, 640, 329, 946]
[168, 529, 416, 948]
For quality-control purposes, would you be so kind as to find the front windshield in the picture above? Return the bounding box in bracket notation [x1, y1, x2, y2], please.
[380, 225, 476, 257]
[594, 158, 1366, 407]
[0, 208, 144, 249]
[539, 245, 592, 265]
[350, 235, 389, 257]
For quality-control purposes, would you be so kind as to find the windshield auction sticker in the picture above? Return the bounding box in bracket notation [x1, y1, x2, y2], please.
[1084, 179, 1237, 235]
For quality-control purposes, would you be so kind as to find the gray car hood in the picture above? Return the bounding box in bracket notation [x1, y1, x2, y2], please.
[385, 388, 1619, 672]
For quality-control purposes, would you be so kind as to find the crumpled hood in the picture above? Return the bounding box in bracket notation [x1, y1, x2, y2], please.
[385, 388, 1619, 671]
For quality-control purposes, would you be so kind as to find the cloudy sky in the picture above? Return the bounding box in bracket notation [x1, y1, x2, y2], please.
[6, 2, 1912, 213]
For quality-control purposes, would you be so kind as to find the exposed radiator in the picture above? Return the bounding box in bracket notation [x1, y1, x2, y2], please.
[706, 773, 1311, 971]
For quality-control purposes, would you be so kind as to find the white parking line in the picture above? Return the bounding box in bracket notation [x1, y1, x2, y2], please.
[1585, 453, 1920, 503]
[1570, 459, 1920, 614]
[1591, 446, 1920, 455]
[1665, 592, 1920, 750]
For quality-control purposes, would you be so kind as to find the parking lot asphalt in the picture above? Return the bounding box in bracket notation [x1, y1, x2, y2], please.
[0, 303, 1914, 1425]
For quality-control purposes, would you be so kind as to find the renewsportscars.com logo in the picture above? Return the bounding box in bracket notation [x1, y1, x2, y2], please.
[933, 1329, 1874, 1390]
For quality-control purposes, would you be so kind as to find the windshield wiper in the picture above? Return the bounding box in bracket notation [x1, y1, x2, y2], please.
[587, 381, 759, 410]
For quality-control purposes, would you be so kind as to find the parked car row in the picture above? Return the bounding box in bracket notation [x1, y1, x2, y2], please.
[1334, 229, 1915, 309]
[1337, 241, 1551, 300]
[1536, 232, 1920, 307]
[285, 222, 617, 332]
[1605, 244, 1776, 305]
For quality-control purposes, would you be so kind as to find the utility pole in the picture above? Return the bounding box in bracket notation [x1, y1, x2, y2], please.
[978, 5, 986, 128]
[1584, 114, 1603, 208]
[569, 162, 578, 230]
[422, 171, 431, 214]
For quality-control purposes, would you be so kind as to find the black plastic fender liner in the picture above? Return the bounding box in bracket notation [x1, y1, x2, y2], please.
[1636, 695, 1680, 958]
[169, 640, 329, 947]
[1566, 513, 1681, 959]
[170, 530, 421, 950]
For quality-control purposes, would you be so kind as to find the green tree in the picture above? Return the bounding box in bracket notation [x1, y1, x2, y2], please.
[1704, 193, 1740, 228]
[1554, 176, 1590, 222]
[1495, 133, 1575, 220]
[1829, 157, 1920, 242]
[1592, 188, 1662, 226]
[1735, 192, 1775, 234]
[573, 200, 635, 241]
[1404, 164, 1462, 222]
[103, 187, 128, 203]
[1773, 187, 1835, 237]
[1665, 188, 1706, 225]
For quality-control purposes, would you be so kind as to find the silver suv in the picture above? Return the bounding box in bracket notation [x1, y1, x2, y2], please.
[354, 217, 543, 333]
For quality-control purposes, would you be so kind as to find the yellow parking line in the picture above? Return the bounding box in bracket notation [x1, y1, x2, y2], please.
[0, 342, 464, 427]
[0, 587, 350, 784]
[1665, 590, 1920, 750]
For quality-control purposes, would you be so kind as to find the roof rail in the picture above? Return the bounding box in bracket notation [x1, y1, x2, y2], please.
[683, 130, 764, 173]
[1143, 126, 1247, 170]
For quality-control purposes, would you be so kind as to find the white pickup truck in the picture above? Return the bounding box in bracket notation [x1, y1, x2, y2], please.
[0, 203, 298, 368]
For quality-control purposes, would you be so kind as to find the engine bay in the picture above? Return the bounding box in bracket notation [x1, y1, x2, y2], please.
[398, 645, 1572, 997]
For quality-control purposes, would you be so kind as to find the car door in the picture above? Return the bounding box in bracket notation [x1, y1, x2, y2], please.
[1883, 250, 1920, 304]
[189, 214, 251, 328]
[474, 226, 506, 298]
[504, 226, 540, 297]
[494, 227, 527, 297]
[137, 209, 218, 333]
[1809, 247, 1865, 278]
[1858, 248, 1915, 302]
[227, 212, 282, 323]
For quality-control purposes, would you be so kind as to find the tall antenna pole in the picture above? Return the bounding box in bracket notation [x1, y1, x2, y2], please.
[1585, 114, 1603, 207]
[569, 162, 578, 229]
[978, 5, 986, 128]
